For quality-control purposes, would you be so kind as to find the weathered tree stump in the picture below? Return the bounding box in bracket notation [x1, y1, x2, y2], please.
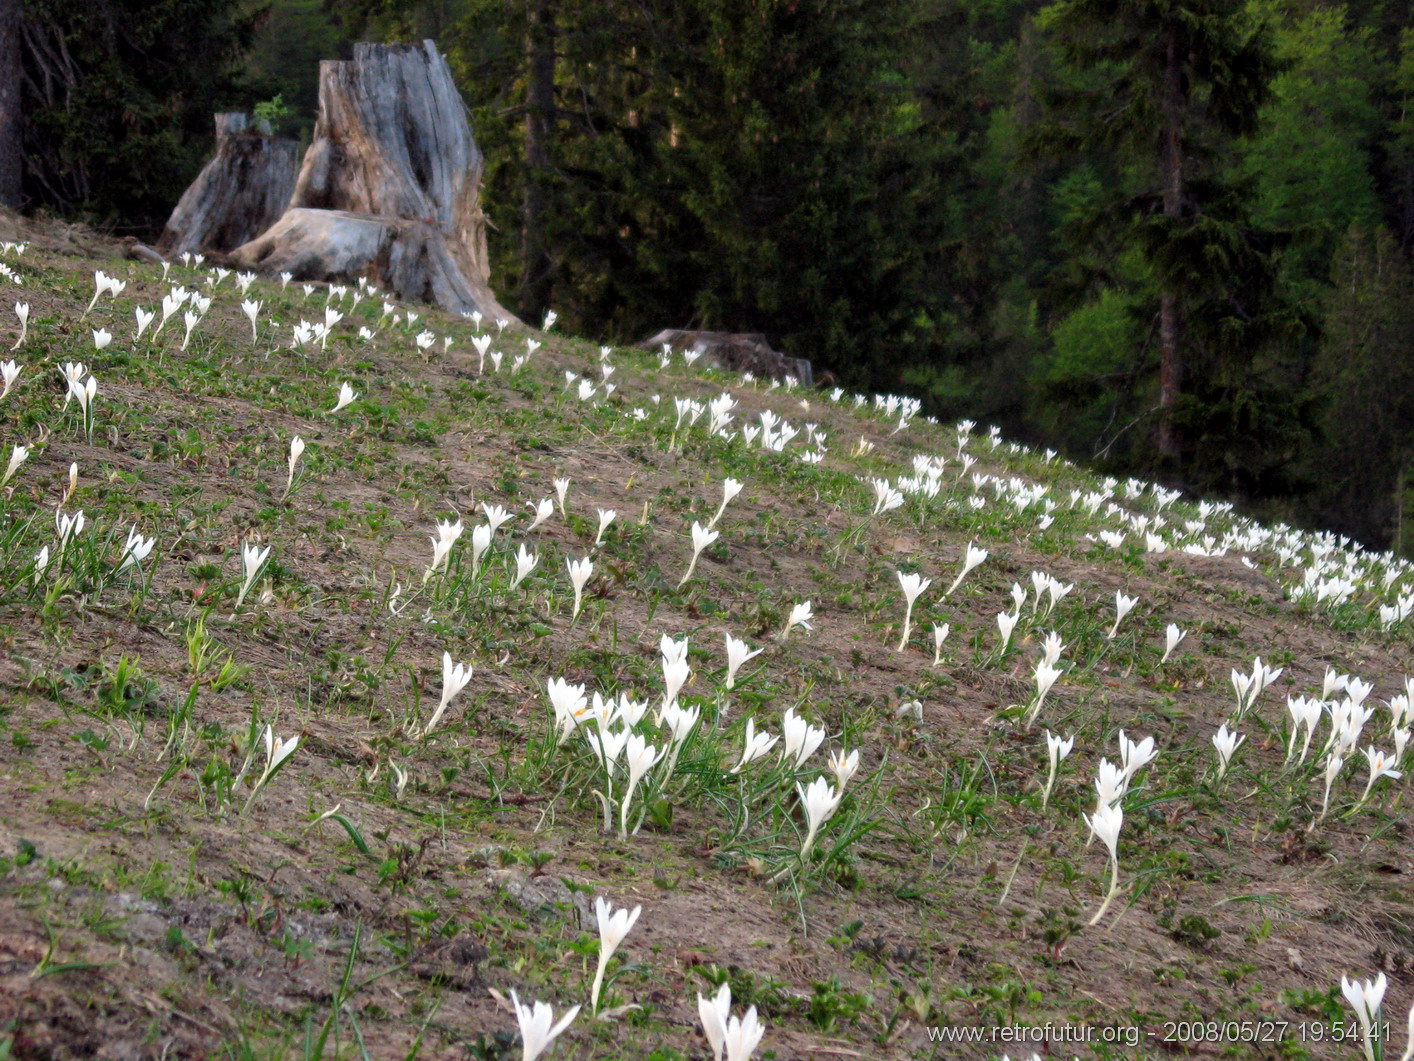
[158, 113, 298, 257]
[231, 40, 513, 322]
[641, 329, 815, 387]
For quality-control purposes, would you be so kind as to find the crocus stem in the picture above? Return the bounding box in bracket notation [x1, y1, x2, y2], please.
[1041, 765, 1057, 810]
[896, 604, 913, 652]
[678, 555, 698, 588]
[1087, 860, 1120, 926]
[590, 951, 610, 1014]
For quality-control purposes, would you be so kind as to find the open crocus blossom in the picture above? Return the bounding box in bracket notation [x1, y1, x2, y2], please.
[510, 989, 579, 1061]
[679, 521, 719, 586]
[1084, 801, 1124, 925]
[931, 623, 950, 666]
[117, 525, 155, 573]
[1358, 745, 1402, 805]
[1108, 591, 1138, 639]
[1117, 731, 1157, 787]
[724, 633, 763, 690]
[1, 444, 26, 487]
[944, 542, 988, 596]
[1041, 731, 1073, 809]
[134, 306, 154, 341]
[554, 477, 571, 517]
[698, 983, 731, 1061]
[423, 652, 474, 737]
[243, 724, 300, 813]
[1340, 972, 1387, 1061]
[709, 478, 744, 528]
[330, 382, 358, 414]
[10, 303, 27, 350]
[1212, 724, 1245, 781]
[781, 601, 813, 640]
[731, 717, 779, 773]
[590, 896, 641, 1012]
[895, 570, 932, 651]
[512, 544, 539, 588]
[0, 358, 19, 398]
[426, 516, 463, 580]
[547, 677, 588, 744]
[526, 497, 554, 530]
[567, 556, 594, 618]
[828, 748, 860, 789]
[722, 1005, 766, 1061]
[781, 708, 827, 769]
[235, 540, 271, 609]
[594, 508, 616, 547]
[1160, 623, 1186, 663]
[795, 776, 844, 863]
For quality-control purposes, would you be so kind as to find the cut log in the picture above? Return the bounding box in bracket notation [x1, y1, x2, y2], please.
[230, 208, 513, 322]
[158, 114, 298, 257]
[232, 40, 514, 322]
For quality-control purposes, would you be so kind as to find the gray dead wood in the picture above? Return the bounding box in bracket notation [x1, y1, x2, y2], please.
[159, 114, 298, 257]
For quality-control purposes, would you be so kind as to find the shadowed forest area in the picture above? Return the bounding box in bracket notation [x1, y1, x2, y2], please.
[3, 0, 1414, 545]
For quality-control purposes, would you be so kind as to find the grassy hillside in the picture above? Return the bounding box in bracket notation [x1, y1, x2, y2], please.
[1, 218, 1413, 1061]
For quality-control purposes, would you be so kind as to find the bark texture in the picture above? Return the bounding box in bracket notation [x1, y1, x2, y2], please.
[158, 113, 298, 256]
[233, 40, 512, 320]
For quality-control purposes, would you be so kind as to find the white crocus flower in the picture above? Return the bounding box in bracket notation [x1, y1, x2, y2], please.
[724, 633, 764, 690]
[235, 541, 271, 609]
[780, 708, 826, 770]
[795, 777, 843, 863]
[1160, 623, 1186, 663]
[931, 623, 950, 666]
[567, 556, 593, 618]
[709, 478, 744, 528]
[731, 717, 778, 773]
[1084, 801, 1124, 925]
[526, 496, 554, 530]
[589, 897, 641, 1012]
[781, 601, 813, 640]
[512, 545, 539, 588]
[1107, 592, 1138, 639]
[423, 652, 473, 736]
[594, 508, 616, 547]
[944, 543, 988, 596]
[1041, 731, 1073, 809]
[1211, 724, 1245, 781]
[679, 521, 720, 586]
[0, 444, 27, 487]
[895, 570, 932, 651]
[510, 990, 579, 1061]
[1341, 973, 1387, 1061]
[330, 382, 358, 414]
[828, 748, 861, 789]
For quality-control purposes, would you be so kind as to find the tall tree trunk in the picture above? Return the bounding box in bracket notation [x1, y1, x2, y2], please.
[520, 0, 556, 320]
[1156, 33, 1185, 462]
[0, 0, 22, 209]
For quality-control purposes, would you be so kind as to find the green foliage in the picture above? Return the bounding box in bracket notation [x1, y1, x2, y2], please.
[18, 0, 261, 232]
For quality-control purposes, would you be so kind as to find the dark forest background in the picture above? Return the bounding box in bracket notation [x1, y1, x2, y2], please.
[2, 0, 1413, 551]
